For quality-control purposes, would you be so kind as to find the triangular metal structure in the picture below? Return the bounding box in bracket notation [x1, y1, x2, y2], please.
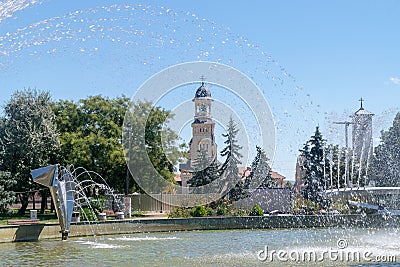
[31, 165, 75, 240]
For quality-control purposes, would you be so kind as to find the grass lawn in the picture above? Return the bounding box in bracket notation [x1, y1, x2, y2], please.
[0, 209, 59, 225]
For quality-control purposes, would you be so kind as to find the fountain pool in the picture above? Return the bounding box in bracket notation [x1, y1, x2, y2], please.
[1, 228, 399, 266]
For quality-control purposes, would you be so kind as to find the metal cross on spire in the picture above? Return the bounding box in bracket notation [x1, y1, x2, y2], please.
[359, 97, 364, 109]
[200, 75, 206, 86]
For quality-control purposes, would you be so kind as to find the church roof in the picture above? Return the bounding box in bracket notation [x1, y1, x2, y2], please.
[194, 82, 211, 98]
[355, 107, 374, 116]
[354, 98, 374, 115]
[192, 118, 213, 124]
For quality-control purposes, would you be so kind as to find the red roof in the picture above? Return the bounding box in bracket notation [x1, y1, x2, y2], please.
[174, 174, 181, 182]
[271, 171, 285, 180]
[238, 166, 251, 177]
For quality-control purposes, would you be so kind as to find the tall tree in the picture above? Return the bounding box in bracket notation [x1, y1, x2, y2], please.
[220, 117, 244, 198]
[53, 95, 130, 192]
[1, 89, 60, 215]
[124, 101, 186, 194]
[189, 148, 220, 194]
[371, 112, 400, 186]
[299, 126, 328, 207]
[0, 121, 16, 214]
[245, 146, 272, 189]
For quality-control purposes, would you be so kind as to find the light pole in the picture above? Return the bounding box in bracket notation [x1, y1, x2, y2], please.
[125, 123, 132, 196]
[123, 123, 133, 218]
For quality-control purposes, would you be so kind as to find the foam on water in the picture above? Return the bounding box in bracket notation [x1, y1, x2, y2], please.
[110, 236, 180, 241]
[76, 240, 127, 249]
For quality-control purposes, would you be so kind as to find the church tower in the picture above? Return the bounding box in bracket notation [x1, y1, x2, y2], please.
[189, 82, 217, 165]
[179, 82, 217, 192]
[352, 98, 374, 162]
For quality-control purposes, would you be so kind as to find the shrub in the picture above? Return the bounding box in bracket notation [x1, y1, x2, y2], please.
[206, 207, 215, 216]
[168, 207, 191, 218]
[190, 206, 207, 217]
[131, 210, 146, 217]
[329, 202, 345, 213]
[248, 204, 264, 216]
[293, 198, 319, 214]
[88, 196, 105, 215]
[80, 207, 97, 221]
[216, 206, 229, 216]
[232, 207, 248, 216]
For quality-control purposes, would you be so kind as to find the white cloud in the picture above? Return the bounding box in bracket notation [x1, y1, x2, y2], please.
[389, 77, 400, 85]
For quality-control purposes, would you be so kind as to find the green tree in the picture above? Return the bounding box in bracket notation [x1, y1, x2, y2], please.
[189, 149, 220, 194]
[0, 171, 16, 214]
[0, 119, 15, 214]
[246, 146, 272, 189]
[299, 126, 328, 207]
[124, 101, 186, 193]
[220, 117, 245, 200]
[248, 203, 264, 216]
[190, 205, 207, 217]
[0, 89, 60, 215]
[371, 112, 400, 186]
[53, 95, 130, 193]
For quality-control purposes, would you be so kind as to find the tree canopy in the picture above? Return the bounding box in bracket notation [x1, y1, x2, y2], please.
[124, 101, 186, 194]
[245, 146, 272, 189]
[220, 117, 244, 199]
[299, 126, 328, 207]
[0, 89, 60, 215]
[189, 148, 220, 194]
[54, 97, 185, 194]
[372, 112, 400, 186]
[53, 95, 130, 193]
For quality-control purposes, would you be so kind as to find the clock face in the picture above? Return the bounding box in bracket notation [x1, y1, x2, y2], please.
[200, 104, 207, 112]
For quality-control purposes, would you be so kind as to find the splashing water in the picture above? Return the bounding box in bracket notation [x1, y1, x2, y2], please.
[0, 2, 322, 178]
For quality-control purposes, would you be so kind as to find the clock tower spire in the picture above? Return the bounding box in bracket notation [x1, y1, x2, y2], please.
[190, 81, 217, 165]
[179, 80, 218, 193]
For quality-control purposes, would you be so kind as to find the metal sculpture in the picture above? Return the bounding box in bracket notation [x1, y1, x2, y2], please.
[31, 165, 75, 240]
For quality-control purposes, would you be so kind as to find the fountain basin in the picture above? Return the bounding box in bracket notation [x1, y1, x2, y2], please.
[0, 214, 399, 243]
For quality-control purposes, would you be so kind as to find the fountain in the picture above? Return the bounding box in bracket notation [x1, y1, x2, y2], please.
[31, 164, 124, 240]
[31, 164, 75, 240]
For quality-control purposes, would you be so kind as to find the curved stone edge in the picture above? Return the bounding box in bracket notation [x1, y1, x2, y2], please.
[0, 214, 399, 243]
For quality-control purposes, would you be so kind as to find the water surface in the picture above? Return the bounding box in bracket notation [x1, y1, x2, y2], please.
[1, 228, 400, 266]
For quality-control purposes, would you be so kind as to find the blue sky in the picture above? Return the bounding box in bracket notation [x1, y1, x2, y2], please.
[0, 0, 399, 180]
